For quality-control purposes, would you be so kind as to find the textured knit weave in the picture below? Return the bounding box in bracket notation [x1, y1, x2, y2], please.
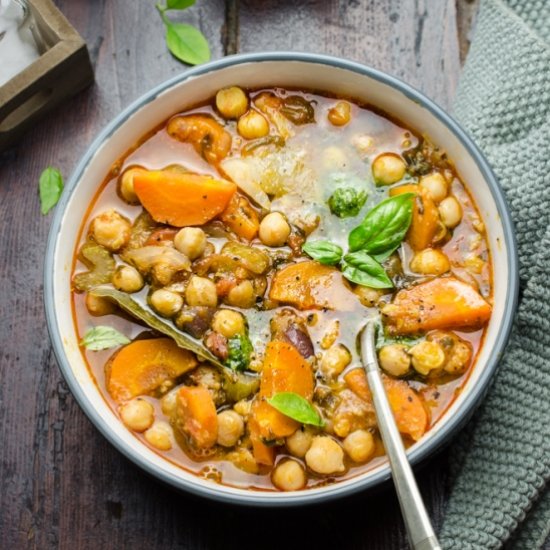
[439, 0, 550, 548]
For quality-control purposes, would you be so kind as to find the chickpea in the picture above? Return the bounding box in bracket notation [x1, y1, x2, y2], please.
[120, 398, 154, 432]
[90, 210, 131, 252]
[305, 436, 345, 475]
[112, 265, 144, 293]
[226, 280, 256, 308]
[272, 459, 307, 491]
[286, 428, 313, 458]
[372, 154, 406, 186]
[237, 110, 270, 139]
[174, 227, 207, 260]
[144, 421, 173, 451]
[354, 286, 384, 307]
[320, 320, 340, 350]
[216, 410, 244, 447]
[328, 101, 351, 126]
[161, 389, 178, 416]
[320, 344, 352, 378]
[233, 399, 252, 417]
[343, 430, 375, 463]
[410, 340, 446, 375]
[85, 293, 116, 316]
[118, 168, 142, 204]
[378, 344, 411, 377]
[212, 309, 245, 338]
[216, 86, 248, 119]
[258, 212, 291, 247]
[439, 196, 463, 228]
[185, 276, 218, 307]
[444, 340, 473, 374]
[410, 248, 451, 276]
[149, 289, 183, 317]
[419, 172, 448, 203]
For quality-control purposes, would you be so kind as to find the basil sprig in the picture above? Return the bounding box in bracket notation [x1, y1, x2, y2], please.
[302, 193, 415, 289]
[80, 326, 130, 351]
[302, 241, 343, 265]
[348, 192, 414, 253]
[267, 392, 325, 427]
[39, 167, 64, 215]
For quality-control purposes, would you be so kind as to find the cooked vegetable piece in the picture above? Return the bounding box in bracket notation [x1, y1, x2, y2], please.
[133, 170, 236, 227]
[251, 341, 314, 444]
[344, 368, 428, 441]
[383, 277, 492, 334]
[73, 241, 116, 292]
[269, 261, 359, 310]
[220, 157, 271, 209]
[221, 241, 270, 274]
[174, 386, 218, 449]
[219, 193, 260, 241]
[167, 114, 232, 164]
[225, 333, 254, 372]
[390, 184, 440, 251]
[328, 187, 367, 218]
[270, 309, 314, 358]
[249, 411, 275, 466]
[280, 95, 315, 125]
[106, 338, 197, 403]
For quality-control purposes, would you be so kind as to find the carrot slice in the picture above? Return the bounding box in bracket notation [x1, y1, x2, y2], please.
[133, 170, 236, 227]
[219, 193, 260, 241]
[269, 261, 359, 310]
[344, 368, 429, 441]
[383, 277, 492, 335]
[250, 341, 314, 451]
[248, 410, 275, 466]
[175, 386, 218, 449]
[390, 184, 439, 250]
[106, 338, 197, 403]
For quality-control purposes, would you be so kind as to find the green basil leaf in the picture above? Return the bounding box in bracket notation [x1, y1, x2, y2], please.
[348, 193, 414, 253]
[302, 240, 343, 265]
[80, 326, 130, 351]
[371, 244, 400, 263]
[225, 333, 254, 372]
[39, 167, 64, 215]
[166, 0, 195, 9]
[374, 320, 421, 349]
[165, 21, 210, 65]
[267, 392, 325, 427]
[342, 251, 393, 289]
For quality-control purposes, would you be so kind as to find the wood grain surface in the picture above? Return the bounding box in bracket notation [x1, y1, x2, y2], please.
[0, 1, 497, 549]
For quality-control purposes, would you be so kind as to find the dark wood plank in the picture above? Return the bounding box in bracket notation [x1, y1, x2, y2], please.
[0, 1, 466, 549]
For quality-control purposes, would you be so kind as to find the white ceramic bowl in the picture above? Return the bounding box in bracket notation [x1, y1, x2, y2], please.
[45, 52, 518, 506]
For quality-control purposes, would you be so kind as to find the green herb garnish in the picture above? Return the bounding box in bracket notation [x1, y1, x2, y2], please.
[156, 1, 210, 66]
[267, 392, 325, 427]
[225, 333, 254, 372]
[80, 326, 130, 351]
[302, 241, 343, 265]
[39, 167, 64, 215]
[328, 187, 367, 218]
[302, 193, 414, 289]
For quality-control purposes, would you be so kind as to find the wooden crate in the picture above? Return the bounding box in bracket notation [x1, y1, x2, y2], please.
[0, 0, 93, 151]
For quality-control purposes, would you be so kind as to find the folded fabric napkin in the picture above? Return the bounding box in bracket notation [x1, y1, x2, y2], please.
[439, 0, 550, 548]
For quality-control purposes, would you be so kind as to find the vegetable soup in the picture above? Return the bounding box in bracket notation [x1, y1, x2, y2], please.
[72, 86, 492, 491]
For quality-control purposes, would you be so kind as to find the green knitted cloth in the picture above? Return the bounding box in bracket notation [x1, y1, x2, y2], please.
[440, 0, 550, 548]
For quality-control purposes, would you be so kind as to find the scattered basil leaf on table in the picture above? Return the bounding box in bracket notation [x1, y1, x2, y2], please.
[267, 392, 325, 427]
[328, 187, 368, 218]
[225, 333, 254, 372]
[302, 241, 343, 265]
[80, 326, 130, 351]
[166, 0, 195, 8]
[348, 192, 414, 253]
[342, 251, 393, 289]
[39, 167, 64, 215]
[156, 2, 211, 66]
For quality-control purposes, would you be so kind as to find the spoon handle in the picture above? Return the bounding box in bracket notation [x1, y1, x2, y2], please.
[361, 321, 441, 550]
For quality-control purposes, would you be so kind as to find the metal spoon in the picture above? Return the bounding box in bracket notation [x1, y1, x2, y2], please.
[360, 320, 441, 550]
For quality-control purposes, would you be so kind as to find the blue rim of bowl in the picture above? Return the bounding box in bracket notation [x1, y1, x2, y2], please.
[44, 51, 519, 506]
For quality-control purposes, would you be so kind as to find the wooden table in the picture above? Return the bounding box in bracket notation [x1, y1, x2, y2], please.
[0, 2, 483, 548]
